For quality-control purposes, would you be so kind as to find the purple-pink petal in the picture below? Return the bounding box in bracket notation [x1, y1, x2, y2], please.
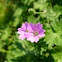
[34, 36, 39, 42]
[38, 34, 45, 37]
[27, 24, 33, 32]
[24, 32, 34, 38]
[17, 22, 45, 43]
[19, 35, 25, 40]
[27, 36, 35, 43]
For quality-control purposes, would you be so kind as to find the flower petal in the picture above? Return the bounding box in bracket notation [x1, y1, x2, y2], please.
[27, 24, 33, 32]
[24, 32, 34, 38]
[38, 34, 45, 37]
[34, 36, 39, 42]
[19, 34, 25, 40]
[21, 22, 28, 31]
[38, 29, 45, 34]
[17, 30, 25, 34]
[27, 36, 35, 43]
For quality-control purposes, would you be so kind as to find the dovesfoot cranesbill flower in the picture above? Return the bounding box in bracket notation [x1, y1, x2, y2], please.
[17, 22, 45, 43]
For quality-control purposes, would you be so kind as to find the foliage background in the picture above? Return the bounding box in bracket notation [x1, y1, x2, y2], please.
[0, 0, 62, 62]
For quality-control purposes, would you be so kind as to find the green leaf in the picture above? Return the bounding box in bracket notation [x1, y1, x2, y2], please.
[13, 16, 22, 27]
[45, 21, 62, 49]
[27, 15, 37, 24]
[52, 47, 62, 62]
[14, 8, 23, 16]
[33, 0, 48, 11]
[1, 27, 11, 40]
[27, 0, 34, 5]
[21, 0, 28, 4]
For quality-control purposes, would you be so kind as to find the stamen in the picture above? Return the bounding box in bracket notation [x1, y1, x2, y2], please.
[34, 32, 38, 36]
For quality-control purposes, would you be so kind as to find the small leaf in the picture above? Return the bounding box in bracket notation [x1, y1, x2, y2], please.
[14, 8, 23, 16]
[27, 15, 37, 24]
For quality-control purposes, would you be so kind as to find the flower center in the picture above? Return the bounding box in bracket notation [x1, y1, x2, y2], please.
[26, 30, 29, 32]
[34, 32, 38, 36]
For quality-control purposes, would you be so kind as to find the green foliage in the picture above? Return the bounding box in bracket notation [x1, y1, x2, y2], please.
[45, 20, 62, 49]
[0, 0, 62, 62]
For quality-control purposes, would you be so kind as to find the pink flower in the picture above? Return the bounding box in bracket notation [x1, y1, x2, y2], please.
[17, 22, 45, 43]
